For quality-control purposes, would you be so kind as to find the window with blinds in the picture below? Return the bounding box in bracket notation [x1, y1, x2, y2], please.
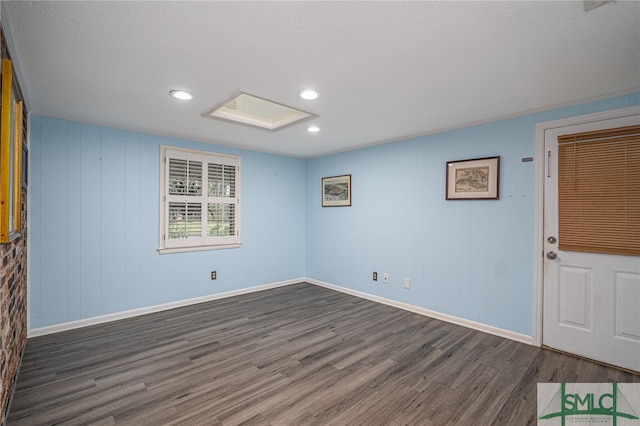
[557, 124, 640, 256]
[159, 146, 241, 253]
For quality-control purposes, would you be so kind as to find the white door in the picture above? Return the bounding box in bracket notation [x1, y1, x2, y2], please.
[543, 113, 640, 372]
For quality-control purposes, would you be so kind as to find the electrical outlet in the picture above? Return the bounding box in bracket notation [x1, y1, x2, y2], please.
[373, 272, 378, 281]
[383, 273, 389, 284]
[211, 271, 217, 280]
[404, 278, 411, 289]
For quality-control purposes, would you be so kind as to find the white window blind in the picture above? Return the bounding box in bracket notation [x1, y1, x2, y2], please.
[159, 146, 241, 253]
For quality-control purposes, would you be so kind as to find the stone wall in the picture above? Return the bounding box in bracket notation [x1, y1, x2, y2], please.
[0, 27, 29, 423]
[0, 190, 27, 423]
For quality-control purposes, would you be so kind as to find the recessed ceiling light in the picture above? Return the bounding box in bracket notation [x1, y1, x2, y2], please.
[307, 126, 320, 133]
[298, 89, 319, 101]
[170, 90, 195, 101]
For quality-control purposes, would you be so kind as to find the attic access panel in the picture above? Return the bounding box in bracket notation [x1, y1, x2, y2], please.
[205, 93, 313, 130]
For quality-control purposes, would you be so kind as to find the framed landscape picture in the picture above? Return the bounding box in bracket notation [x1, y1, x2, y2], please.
[322, 174, 351, 207]
[446, 156, 500, 200]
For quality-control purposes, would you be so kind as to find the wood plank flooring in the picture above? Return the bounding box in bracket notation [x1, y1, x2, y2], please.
[7, 282, 639, 425]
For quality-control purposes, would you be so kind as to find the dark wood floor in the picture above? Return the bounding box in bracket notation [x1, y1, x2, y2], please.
[7, 282, 639, 425]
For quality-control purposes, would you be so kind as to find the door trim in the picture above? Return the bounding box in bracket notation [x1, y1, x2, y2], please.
[533, 105, 640, 347]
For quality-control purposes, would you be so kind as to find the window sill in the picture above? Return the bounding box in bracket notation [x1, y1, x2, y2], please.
[157, 243, 242, 255]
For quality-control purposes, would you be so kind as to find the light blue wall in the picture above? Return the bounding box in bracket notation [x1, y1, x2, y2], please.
[305, 92, 640, 336]
[29, 93, 639, 332]
[28, 116, 306, 329]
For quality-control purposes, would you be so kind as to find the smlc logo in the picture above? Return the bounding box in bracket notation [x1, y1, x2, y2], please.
[538, 383, 640, 425]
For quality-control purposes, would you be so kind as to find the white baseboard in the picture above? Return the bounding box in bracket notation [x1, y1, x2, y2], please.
[27, 278, 302, 338]
[28, 277, 533, 346]
[306, 278, 533, 345]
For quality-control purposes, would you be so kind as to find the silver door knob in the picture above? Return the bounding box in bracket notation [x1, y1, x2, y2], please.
[546, 251, 557, 260]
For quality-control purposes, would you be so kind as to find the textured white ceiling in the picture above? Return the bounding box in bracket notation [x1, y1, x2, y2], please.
[2, 1, 639, 158]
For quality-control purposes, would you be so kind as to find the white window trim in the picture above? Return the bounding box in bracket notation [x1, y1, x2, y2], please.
[158, 145, 241, 254]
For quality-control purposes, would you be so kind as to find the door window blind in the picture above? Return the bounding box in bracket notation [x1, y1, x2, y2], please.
[557, 124, 640, 256]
